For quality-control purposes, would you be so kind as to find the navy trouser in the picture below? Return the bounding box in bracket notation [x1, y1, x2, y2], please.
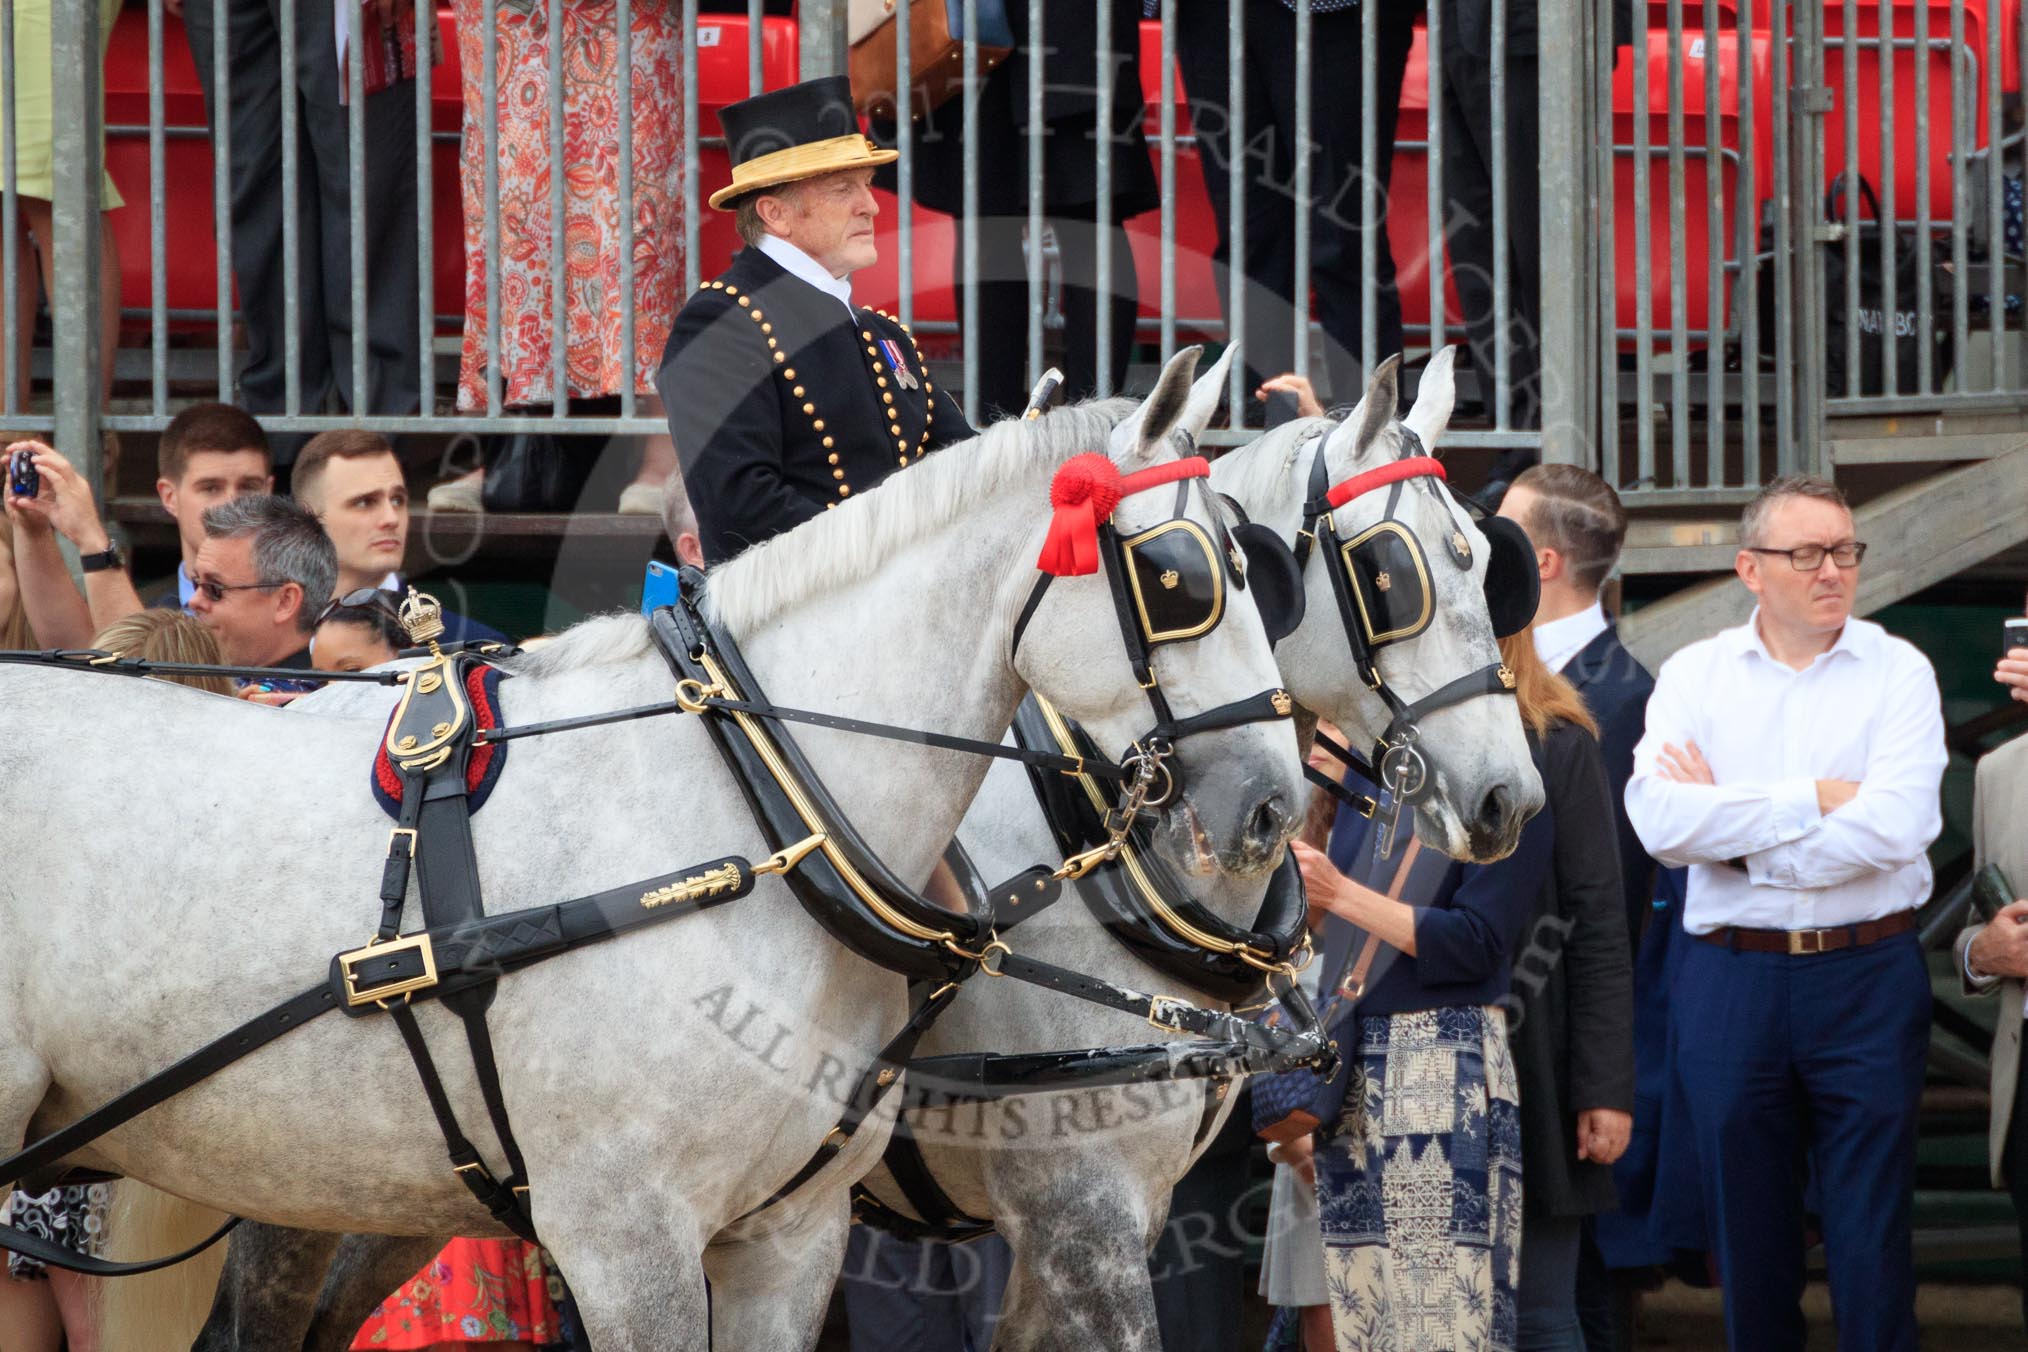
[1672, 930, 1930, 1352]
[839, 1226, 1010, 1352]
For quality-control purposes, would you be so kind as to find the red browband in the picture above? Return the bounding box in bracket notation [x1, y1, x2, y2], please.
[1325, 455, 1446, 510]
[1036, 453, 1213, 577]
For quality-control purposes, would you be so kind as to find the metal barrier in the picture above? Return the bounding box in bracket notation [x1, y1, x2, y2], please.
[6, 0, 2026, 502]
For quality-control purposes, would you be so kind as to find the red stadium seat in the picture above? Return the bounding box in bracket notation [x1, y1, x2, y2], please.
[1814, 0, 2003, 221]
[1603, 29, 1770, 343]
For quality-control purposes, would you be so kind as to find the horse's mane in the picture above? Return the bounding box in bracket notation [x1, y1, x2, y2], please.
[495, 612, 655, 678]
[702, 398, 1136, 637]
[1212, 412, 1339, 514]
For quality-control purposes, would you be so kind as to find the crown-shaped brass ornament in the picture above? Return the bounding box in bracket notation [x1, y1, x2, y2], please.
[400, 588, 446, 649]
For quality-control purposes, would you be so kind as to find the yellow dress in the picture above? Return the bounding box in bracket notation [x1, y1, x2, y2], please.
[9, 0, 124, 207]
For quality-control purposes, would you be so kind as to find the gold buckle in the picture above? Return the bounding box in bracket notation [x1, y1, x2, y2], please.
[1788, 929, 1825, 956]
[387, 827, 417, 858]
[1054, 843, 1117, 882]
[337, 933, 440, 1008]
[1146, 996, 1188, 1035]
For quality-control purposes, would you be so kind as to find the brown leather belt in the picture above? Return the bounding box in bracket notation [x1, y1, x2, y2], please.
[1695, 909, 1918, 956]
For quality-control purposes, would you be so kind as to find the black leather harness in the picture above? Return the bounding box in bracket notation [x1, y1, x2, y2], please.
[0, 511, 1332, 1272]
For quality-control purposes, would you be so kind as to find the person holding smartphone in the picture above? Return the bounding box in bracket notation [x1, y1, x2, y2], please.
[1954, 600, 2028, 1333]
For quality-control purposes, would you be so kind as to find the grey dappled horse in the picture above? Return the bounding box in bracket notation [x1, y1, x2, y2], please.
[0, 348, 1301, 1351]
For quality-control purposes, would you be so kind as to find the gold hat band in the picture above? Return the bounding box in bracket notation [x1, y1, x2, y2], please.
[709, 134, 899, 210]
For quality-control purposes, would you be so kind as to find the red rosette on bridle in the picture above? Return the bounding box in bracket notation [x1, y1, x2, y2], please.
[1036, 453, 1214, 576]
[1036, 453, 1125, 576]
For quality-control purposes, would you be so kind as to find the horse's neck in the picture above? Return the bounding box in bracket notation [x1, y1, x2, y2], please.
[736, 516, 1032, 890]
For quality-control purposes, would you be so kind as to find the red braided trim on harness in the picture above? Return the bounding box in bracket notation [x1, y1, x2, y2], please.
[371, 664, 507, 816]
[1036, 453, 1213, 576]
[1325, 456, 1446, 509]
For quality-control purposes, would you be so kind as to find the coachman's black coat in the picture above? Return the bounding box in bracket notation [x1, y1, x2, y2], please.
[655, 247, 975, 564]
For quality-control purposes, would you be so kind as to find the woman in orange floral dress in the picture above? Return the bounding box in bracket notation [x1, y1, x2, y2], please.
[351, 1238, 562, 1350]
[432, 0, 686, 515]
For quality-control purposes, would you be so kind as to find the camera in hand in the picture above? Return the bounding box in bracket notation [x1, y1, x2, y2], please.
[2004, 617, 2028, 659]
[6, 447, 36, 499]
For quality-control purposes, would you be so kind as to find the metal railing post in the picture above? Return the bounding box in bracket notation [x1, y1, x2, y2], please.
[800, 0, 848, 80]
[1538, 0, 1591, 466]
[1788, 0, 1830, 471]
[51, 0, 103, 484]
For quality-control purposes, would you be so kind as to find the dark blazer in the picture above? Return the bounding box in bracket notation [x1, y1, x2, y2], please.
[1506, 719, 1636, 1217]
[885, 0, 1159, 218]
[1561, 624, 1656, 947]
[654, 247, 974, 564]
[1323, 751, 1553, 1019]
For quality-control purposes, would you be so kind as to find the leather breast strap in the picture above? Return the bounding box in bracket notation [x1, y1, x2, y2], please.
[376, 649, 538, 1242]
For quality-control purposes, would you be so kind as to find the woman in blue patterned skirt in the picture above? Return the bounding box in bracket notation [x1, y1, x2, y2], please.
[1289, 633, 1582, 1351]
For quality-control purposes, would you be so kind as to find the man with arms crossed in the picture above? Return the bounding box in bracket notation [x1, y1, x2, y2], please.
[1625, 475, 1945, 1351]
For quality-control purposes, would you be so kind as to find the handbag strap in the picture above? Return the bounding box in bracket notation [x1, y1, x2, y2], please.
[1335, 835, 1423, 1001]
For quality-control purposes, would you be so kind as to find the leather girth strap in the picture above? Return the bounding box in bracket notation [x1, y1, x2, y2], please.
[740, 978, 964, 1219]
[377, 651, 538, 1242]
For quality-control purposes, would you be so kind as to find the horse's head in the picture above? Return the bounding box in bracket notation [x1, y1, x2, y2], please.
[1255, 348, 1544, 862]
[1011, 346, 1303, 880]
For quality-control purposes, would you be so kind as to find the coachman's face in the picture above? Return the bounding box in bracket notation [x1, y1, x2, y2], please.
[772, 170, 880, 278]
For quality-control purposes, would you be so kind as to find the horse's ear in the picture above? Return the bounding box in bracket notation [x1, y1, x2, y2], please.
[1114, 346, 1204, 466]
[1318, 353, 1403, 475]
[1175, 343, 1240, 445]
[1404, 345, 1458, 451]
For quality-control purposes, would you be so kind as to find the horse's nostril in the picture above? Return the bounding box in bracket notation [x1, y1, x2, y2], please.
[1246, 793, 1293, 848]
[1478, 784, 1512, 833]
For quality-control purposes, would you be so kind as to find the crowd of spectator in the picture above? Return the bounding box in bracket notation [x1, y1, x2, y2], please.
[0, 400, 575, 1349]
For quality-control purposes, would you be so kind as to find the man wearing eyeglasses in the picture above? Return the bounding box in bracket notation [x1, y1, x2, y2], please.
[1624, 475, 1945, 1351]
[186, 494, 338, 694]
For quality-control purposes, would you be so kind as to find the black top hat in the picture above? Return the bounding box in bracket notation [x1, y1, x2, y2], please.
[710, 75, 897, 210]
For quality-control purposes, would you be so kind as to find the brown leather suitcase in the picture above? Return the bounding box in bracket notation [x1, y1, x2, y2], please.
[848, 0, 1011, 120]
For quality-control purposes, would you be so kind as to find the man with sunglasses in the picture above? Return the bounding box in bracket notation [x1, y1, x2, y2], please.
[186, 495, 337, 692]
[1625, 475, 1945, 1351]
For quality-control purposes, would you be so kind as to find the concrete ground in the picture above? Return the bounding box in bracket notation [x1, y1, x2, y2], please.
[1636, 1281, 2023, 1349]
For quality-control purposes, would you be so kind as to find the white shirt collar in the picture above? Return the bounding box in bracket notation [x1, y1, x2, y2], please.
[757, 235, 856, 318]
[1532, 600, 1610, 674]
[1732, 605, 1872, 669]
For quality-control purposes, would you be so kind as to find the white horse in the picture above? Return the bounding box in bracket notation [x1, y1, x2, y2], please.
[0, 348, 1303, 1350]
[851, 348, 1546, 1350]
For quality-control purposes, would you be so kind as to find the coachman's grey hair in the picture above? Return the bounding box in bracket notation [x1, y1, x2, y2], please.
[662, 471, 701, 547]
[201, 494, 338, 635]
[1739, 474, 1850, 550]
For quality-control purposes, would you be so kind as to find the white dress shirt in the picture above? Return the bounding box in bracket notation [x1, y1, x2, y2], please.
[1624, 610, 1946, 935]
[758, 234, 856, 318]
[1533, 600, 1609, 674]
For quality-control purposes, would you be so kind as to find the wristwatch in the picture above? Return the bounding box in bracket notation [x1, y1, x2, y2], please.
[78, 543, 123, 574]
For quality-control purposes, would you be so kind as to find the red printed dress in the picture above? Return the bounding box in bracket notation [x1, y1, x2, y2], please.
[351, 1239, 560, 1348]
[453, 0, 687, 410]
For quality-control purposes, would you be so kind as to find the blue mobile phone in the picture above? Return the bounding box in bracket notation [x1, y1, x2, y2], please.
[641, 560, 682, 616]
[6, 447, 37, 498]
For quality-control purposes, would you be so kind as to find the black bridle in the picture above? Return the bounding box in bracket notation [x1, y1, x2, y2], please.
[1289, 427, 1535, 852]
[1008, 457, 1297, 831]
